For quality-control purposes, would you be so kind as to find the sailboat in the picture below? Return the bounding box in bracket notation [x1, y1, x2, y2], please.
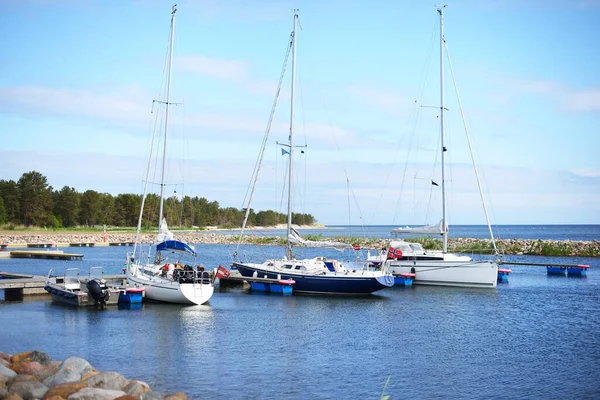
[232, 12, 394, 295]
[370, 6, 499, 288]
[125, 5, 214, 305]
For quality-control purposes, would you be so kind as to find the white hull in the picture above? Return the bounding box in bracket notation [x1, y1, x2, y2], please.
[127, 265, 213, 305]
[387, 259, 498, 288]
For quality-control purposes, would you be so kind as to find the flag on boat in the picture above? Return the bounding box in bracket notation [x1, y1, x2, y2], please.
[281, 148, 290, 155]
[387, 247, 403, 260]
[215, 265, 230, 280]
[431, 180, 439, 186]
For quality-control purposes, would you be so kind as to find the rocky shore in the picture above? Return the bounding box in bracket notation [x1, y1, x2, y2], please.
[0, 350, 186, 399]
[0, 232, 597, 257]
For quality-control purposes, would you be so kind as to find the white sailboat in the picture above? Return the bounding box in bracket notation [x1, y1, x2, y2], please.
[126, 5, 214, 305]
[232, 11, 394, 295]
[373, 6, 499, 288]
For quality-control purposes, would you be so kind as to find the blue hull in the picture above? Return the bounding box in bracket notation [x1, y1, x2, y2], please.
[233, 262, 391, 295]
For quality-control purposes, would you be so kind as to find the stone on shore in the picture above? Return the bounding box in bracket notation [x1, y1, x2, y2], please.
[0, 350, 187, 400]
[0, 230, 598, 256]
[68, 387, 127, 399]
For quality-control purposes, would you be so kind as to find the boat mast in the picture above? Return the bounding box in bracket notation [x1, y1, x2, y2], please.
[286, 10, 298, 260]
[438, 5, 448, 253]
[158, 5, 177, 229]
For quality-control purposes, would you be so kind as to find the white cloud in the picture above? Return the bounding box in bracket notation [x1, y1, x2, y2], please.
[565, 89, 600, 112]
[176, 55, 279, 96]
[0, 85, 149, 127]
[346, 85, 411, 115]
[177, 55, 250, 81]
[503, 78, 600, 113]
[570, 168, 600, 178]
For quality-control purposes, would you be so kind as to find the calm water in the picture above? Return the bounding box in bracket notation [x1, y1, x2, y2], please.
[203, 224, 600, 242]
[1, 232, 599, 398]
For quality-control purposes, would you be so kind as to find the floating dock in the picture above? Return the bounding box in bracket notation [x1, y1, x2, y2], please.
[498, 269, 512, 283]
[499, 261, 590, 277]
[220, 275, 295, 295]
[9, 250, 83, 260]
[393, 273, 415, 287]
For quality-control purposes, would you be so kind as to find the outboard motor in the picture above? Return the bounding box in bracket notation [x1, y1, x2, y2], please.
[86, 279, 110, 309]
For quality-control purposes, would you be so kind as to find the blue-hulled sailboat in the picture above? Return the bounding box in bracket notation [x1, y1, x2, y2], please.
[231, 12, 394, 295]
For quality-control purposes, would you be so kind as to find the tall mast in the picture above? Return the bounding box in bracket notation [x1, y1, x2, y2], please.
[438, 5, 448, 253]
[158, 5, 177, 228]
[286, 10, 298, 260]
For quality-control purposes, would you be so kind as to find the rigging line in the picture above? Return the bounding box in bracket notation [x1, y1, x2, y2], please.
[444, 41, 498, 255]
[133, 21, 173, 259]
[236, 31, 294, 255]
[425, 125, 442, 224]
[349, 180, 371, 239]
[297, 58, 308, 216]
[390, 12, 438, 227]
[346, 178, 351, 230]
[318, 92, 369, 235]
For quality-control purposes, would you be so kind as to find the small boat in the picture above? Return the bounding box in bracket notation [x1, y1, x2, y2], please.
[232, 12, 394, 295]
[44, 267, 121, 308]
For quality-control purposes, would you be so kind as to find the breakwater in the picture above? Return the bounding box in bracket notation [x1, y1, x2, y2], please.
[0, 233, 598, 257]
[0, 350, 187, 399]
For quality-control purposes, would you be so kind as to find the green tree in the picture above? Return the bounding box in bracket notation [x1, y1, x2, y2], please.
[0, 197, 7, 225]
[79, 190, 103, 227]
[18, 171, 53, 227]
[54, 186, 81, 227]
[142, 194, 160, 229]
[113, 194, 141, 227]
[0, 180, 20, 224]
[98, 193, 115, 225]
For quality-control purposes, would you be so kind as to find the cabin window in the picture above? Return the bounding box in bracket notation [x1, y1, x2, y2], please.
[283, 265, 293, 269]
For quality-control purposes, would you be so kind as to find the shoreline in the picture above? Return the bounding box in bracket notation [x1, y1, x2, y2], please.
[0, 232, 598, 257]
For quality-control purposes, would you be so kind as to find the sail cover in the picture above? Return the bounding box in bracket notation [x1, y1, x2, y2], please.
[156, 240, 197, 257]
[288, 227, 352, 251]
[391, 220, 446, 236]
[154, 218, 196, 256]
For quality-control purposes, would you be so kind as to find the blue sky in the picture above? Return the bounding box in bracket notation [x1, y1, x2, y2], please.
[1, 0, 599, 226]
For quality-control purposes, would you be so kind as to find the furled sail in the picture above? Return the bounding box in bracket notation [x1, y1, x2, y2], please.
[391, 220, 446, 236]
[288, 227, 352, 251]
[154, 218, 196, 256]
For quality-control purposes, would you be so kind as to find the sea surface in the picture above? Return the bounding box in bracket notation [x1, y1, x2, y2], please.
[1, 225, 599, 399]
[203, 224, 600, 242]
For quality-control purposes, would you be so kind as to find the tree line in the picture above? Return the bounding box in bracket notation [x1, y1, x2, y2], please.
[0, 171, 316, 229]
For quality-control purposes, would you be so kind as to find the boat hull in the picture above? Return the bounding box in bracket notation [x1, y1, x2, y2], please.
[386, 260, 498, 288]
[43, 282, 120, 307]
[232, 262, 394, 295]
[127, 269, 213, 305]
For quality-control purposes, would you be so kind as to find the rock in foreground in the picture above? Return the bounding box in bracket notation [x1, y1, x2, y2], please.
[0, 350, 186, 400]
